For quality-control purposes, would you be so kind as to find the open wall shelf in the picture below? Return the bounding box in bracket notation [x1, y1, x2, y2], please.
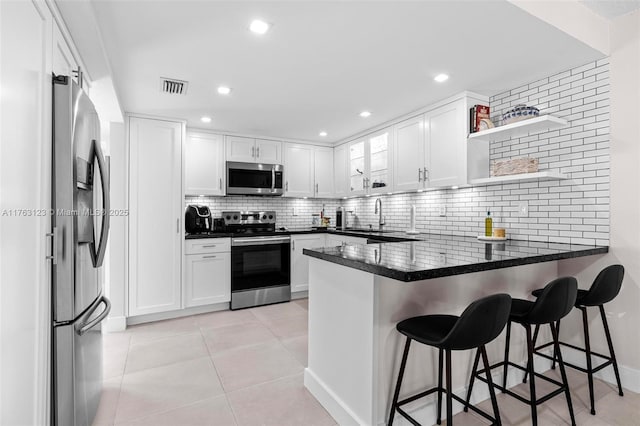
[468, 115, 568, 142]
[469, 170, 567, 186]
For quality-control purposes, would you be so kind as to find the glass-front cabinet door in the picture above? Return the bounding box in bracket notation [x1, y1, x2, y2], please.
[368, 130, 390, 194]
[349, 140, 366, 195]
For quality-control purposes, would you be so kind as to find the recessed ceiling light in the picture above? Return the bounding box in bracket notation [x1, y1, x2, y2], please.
[434, 73, 449, 83]
[217, 86, 232, 95]
[319, 131, 328, 137]
[359, 111, 371, 118]
[200, 116, 212, 123]
[250, 19, 270, 34]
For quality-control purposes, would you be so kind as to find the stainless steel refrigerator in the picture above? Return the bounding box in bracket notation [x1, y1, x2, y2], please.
[52, 75, 111, 426]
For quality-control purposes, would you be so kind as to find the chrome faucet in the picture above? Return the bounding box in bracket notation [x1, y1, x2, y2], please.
[374, 198, 385, 231]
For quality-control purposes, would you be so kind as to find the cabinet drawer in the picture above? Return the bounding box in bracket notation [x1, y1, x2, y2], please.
[185, 238, 231, 255]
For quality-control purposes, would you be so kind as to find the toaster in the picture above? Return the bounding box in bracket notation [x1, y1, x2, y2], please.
[185, 205, 212, 233]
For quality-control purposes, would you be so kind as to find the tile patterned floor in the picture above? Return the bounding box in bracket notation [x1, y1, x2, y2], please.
[94, 299, 637, 425]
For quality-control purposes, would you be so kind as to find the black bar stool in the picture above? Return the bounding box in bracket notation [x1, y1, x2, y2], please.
[388, 294, 512, 426]
[525, 264, 625, 415]
[465, 277, 578, 426]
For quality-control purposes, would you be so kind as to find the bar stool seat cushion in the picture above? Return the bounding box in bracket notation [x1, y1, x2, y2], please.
[397, 314, 458, 347]
[509, 298, 534, 321]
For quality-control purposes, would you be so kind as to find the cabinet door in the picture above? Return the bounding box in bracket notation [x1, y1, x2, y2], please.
[333, 144, 348, 197]
[393, 115, 425, 192]
[426, 100, 466, 188]
[52, 24, 76, 77]
[225, 135, 256, 162]
[314, 147, 334, 198]
[255, 139, 282, 163]
[184, 252, 231, 307]
[283, 144, 314, 197]
[367, 129, 392, 194]
[348, 140, 367, 196]
[185, 132, 225, 196]
[291, 235, 325, 292]
[129, 117, 183, 316]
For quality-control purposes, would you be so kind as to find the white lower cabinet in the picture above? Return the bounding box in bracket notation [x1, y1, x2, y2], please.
[290, 234, 326, 293]
[184, 239, 231, 307]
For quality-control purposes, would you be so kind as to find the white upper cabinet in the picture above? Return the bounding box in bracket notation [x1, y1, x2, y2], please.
[283, 144, 314, 197]
[333, 144, 348, 197]
[425, 99, 466, 188]
[225, 135, 282, 164]
[348, 128, 392, 196]
[393, 115, 425, 192]
[185, 131, 225, 196]
[255, 138, 282, 163]
[283, 143, 335, 198]
[314, 146, 334, 198]
[52, 24, 76, 77]
[225, 136, 256, 162]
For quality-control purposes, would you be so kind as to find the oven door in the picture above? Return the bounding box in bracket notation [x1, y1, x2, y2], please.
[226, 162, 283, 195]
[231, 236, 291, 293]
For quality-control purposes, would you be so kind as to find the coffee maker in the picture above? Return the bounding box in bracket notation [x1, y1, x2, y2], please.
[336, 207, 354, 230]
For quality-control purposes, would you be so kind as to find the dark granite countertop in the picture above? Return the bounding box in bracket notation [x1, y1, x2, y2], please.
[302, 234, 608, 282]
[185, 228, 422, 241]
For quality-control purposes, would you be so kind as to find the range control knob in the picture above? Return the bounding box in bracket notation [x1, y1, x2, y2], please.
[233, 215, 238, 220]
[225, 215, 231, 220]
[268, 215, 274, 220]
[262, 215, 267, 220]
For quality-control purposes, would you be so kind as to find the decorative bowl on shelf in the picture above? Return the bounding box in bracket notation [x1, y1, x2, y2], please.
[502, 104, 539, 125]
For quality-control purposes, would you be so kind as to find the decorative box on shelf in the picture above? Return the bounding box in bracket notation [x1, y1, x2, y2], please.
[490, 157, 539, 177]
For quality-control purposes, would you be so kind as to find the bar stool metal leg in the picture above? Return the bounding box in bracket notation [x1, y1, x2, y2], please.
[446, 350, 453, 425]
[524, 324, 541, 384]
[552, 319, 561, 370]
[502, 321, 511, 391]
[600, 305, 624, 397]
[525, 324, 538, 425]
[388, 337, 411, 426]
[480, 345, 502, 426]
[437, 348, 443, 424]
[551, 321, 576, 426]
[581, 306, 596, 415]
[463, 348, 481, 413]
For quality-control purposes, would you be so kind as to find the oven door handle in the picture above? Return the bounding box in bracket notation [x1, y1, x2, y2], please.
[232, 236, 290, 246]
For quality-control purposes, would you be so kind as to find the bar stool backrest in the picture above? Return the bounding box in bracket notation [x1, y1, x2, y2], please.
[580, 264, 624, 306]
[444, 293, 512, 351]
[525, 276, 577, 324]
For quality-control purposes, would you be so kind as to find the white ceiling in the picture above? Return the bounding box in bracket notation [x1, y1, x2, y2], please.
[76, 1, 605, 143]
[580, 0, 640, 19]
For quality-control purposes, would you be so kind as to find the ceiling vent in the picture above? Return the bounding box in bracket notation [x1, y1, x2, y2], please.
[160, 77, 188, 95]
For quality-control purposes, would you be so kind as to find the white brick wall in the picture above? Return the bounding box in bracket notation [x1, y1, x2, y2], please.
[191, 59, 610, 246]
[343, 59, 610, 246]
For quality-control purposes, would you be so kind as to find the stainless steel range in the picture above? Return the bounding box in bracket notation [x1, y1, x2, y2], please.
[222, 211, 291, 310]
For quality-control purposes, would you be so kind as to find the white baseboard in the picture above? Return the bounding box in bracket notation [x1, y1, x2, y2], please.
[102, 315, 127, 333]
[561, 345, 640, 393]
[304, 368, 366, 426]
[126, 302, 230, 326]
[291, 290, 308, 300]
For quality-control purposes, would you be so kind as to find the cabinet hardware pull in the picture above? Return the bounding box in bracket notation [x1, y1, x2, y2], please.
[252, 146, 255, 157]
[292, 240, 295, 250]
[202, 245, 217, 248]
[362, 179, 365, 190]
[256, 146, 260, 158]
[316, 183, 319, 194]
[177, 218, 180, 233]
[219, 178, 222, 190]
[418, 168, 422, 182]
[286, 182, 289, 191]
[202, 255, 217, 259]
[424, 168, 429, 181]
[45, 227, 60, 265]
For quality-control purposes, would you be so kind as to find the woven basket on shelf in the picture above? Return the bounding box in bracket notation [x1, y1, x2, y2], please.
[490, 157, 539, 177]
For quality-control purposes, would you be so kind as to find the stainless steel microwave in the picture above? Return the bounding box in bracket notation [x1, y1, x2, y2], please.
[226, 161, 284, 196]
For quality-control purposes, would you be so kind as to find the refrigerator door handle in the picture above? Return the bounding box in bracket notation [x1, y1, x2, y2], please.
[75, 294, 111, 336]
[91, 139, 110, 267]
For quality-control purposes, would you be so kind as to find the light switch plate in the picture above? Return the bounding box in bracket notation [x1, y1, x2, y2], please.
[438, 205, 446, 216]
[518, 202, 528, 217]
[292, 207, 298, 216]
